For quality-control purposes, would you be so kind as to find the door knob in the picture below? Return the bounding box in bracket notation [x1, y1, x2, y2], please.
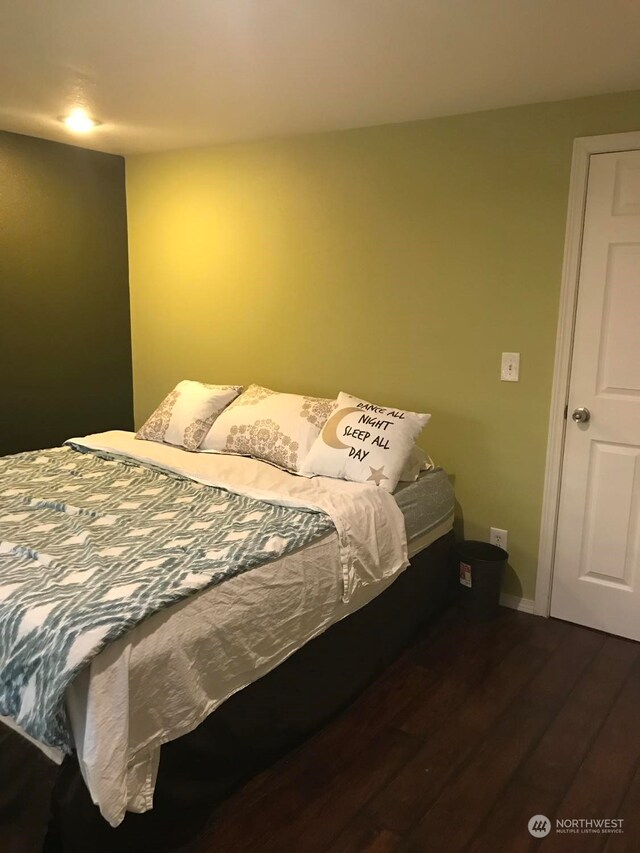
[572, 407, 590, 423]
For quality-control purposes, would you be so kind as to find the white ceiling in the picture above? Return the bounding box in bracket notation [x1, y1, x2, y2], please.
[1, 0, 640, 156]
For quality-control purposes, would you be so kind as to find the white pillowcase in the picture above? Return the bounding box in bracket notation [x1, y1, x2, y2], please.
[399, 446, 434, 482]
[301, 392, 431, 492]
[200, 384, 336, 473]
[136, 381, 242, 451]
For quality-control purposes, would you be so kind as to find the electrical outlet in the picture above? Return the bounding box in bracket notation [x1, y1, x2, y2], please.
[501, 352, 520, 382]
[490, 527, 508, 552]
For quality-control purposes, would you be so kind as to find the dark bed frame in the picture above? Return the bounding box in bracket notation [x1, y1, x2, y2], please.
[0, 530, 455, 853]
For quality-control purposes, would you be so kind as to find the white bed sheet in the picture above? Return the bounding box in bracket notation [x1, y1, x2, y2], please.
[67, 515, 453, 828]
[61, 431, 413, 827]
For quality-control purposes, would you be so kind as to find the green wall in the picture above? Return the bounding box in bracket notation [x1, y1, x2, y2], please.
[126, 90, 640, 600]
[0, 131, 133, 454]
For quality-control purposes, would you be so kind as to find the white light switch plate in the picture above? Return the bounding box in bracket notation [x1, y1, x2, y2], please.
[501, 352, 520, 382]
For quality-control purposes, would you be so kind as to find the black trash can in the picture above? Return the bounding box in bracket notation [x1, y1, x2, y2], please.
[456, 540, 508, 620]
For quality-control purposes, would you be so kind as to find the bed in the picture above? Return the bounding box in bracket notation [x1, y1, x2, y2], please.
[0, 430, 455, 852]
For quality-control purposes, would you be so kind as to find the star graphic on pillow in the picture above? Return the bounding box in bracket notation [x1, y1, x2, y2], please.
[367, 466, 388, 486]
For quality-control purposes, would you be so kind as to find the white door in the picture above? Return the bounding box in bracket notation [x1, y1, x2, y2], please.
[551, 149, 640, 641]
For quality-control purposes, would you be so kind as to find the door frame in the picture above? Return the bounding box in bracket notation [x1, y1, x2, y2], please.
[534, 130, 640, 617]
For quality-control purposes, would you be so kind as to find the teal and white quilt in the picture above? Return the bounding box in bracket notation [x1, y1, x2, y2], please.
[0, 443, 333, 753]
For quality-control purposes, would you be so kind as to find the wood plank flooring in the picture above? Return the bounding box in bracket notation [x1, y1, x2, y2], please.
[186, 608, 640, 852]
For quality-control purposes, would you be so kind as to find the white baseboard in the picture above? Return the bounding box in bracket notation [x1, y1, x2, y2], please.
[500, 592, 535, 614]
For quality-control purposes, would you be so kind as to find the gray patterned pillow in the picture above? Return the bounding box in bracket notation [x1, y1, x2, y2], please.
[136, 381, 242, 451]
[200, 384, 336, 472]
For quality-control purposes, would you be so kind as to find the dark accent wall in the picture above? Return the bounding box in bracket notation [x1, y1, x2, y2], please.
[0, 131, 133, 455]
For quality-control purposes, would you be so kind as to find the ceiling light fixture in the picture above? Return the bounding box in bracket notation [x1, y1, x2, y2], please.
[58, 108, 102, 133]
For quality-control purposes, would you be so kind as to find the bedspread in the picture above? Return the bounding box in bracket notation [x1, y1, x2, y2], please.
[0, 444, 333, 753]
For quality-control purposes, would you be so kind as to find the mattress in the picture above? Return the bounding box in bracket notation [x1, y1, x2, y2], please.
[53, 435, 455, 826]
[395, 467, 455, 553]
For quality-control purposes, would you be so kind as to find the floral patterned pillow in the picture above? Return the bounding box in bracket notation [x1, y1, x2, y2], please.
[200, 384, 336, 473]
[136, 381, 242, 451]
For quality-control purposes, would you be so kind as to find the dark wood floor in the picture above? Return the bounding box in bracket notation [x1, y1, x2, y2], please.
[184, 606, 640, 853]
